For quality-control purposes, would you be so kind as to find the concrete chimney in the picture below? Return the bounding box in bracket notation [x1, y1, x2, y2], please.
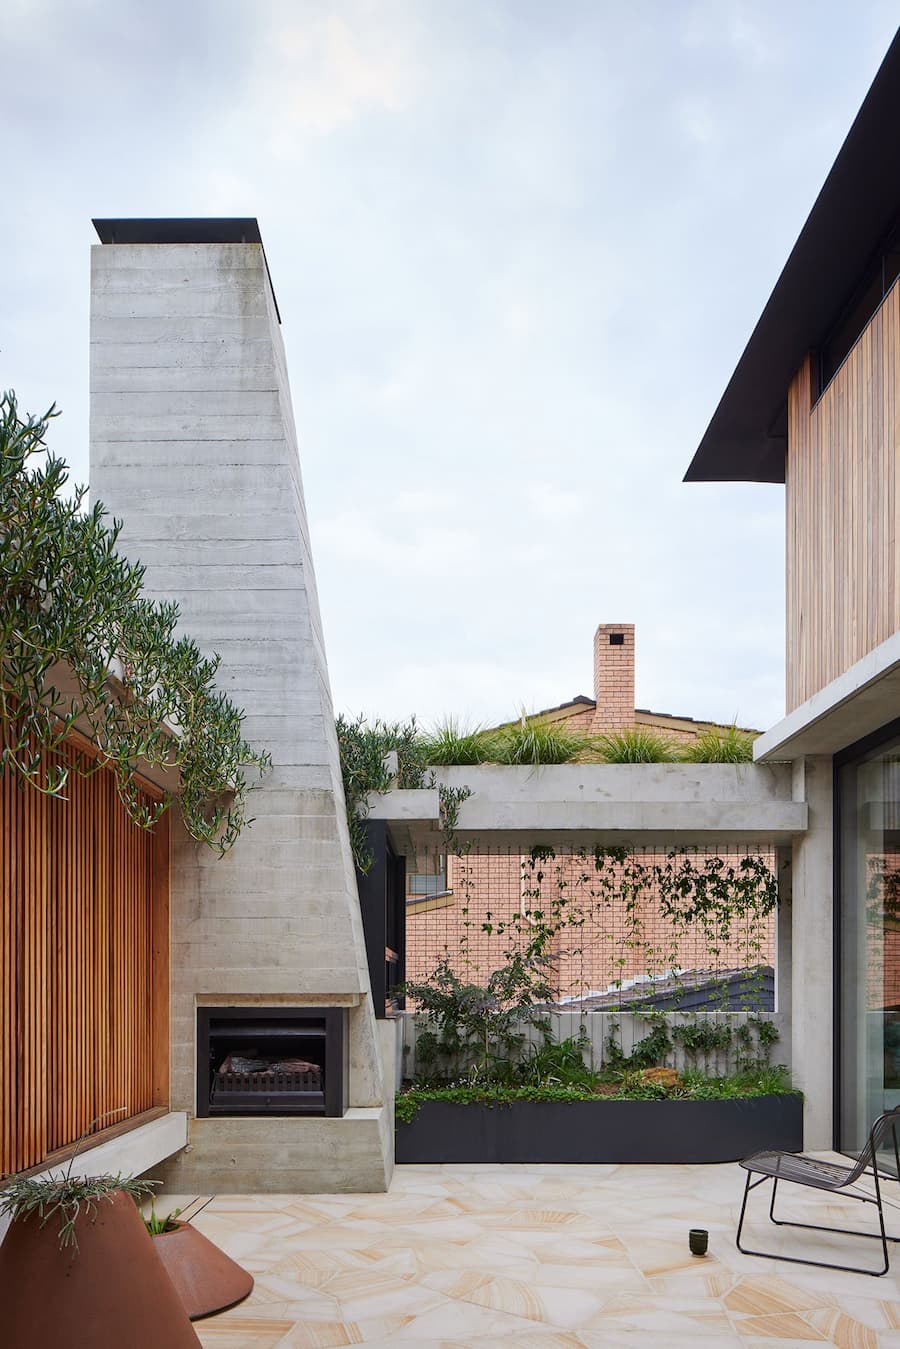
[592, 623, 635, 733]
[89, 218, 391, 1192]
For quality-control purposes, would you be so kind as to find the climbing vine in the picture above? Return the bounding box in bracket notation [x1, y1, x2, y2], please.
[0, 391, 271, 851]
[335, 713, 431, 870]
[402, 840, 782, 1089]
[444, 842, 778, 1011]
[334, 713, 475, 870]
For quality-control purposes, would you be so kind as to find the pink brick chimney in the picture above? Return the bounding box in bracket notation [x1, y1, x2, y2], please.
[592, 623, 635, 733]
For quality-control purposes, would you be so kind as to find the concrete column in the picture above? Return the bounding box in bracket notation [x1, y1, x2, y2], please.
[790, 756, 834, 1147]
[774, 844, 792, 1063]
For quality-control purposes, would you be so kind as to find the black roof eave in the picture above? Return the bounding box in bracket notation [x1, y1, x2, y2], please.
[685, 28, 900, 485]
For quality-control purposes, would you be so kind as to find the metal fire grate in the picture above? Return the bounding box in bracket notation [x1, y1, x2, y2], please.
[212, 1053, 322, 1111]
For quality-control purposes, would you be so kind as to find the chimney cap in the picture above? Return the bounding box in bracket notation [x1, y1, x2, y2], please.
[91, 217, 281, 323]
[92, 217, 263, 245]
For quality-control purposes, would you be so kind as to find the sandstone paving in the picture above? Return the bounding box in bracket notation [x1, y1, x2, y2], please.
[147, 1160, 900, 1347]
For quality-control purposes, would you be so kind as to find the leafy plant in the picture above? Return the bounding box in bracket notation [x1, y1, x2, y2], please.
[395, 1065, 798, 1122]
[678, 1064, 793, 1099]
[594, 728, 678, 762]
[335, 712, 429, 869]
[437, 783, 472, 848]
[601, 1011, 779, 1076]
[420, 720, 497, 766]
[0, 1109, 159, 1252]
[1, 1107, 195, 1252]
[395, 1082, 602, 1123]
[491, 714, 591, 765]
[680, 724, 756, 763]
[401, 955, 555, 1083]
[0, 391, 271, 851]
[603, 1014, 673, 1075]
[671, 1018, 733, 1059]
[0, 1172, 159, 1251]
[732, 1014, 780, 1071]
[752, 1015, 780, 1055]
[516, 1030, 600, 1089]
[144, 1203, 182, 1235]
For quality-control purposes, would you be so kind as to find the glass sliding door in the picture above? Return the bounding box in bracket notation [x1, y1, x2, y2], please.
[839, 726, 900, 1174]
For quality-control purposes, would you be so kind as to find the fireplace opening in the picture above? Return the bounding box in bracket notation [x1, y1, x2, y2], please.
[197, 1008, 347, 1118]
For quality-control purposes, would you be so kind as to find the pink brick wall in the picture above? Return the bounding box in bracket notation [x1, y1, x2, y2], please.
[405, 847, 776, 1003]
[404, 621, 772, 1004]
[866, 853, 900, 1011]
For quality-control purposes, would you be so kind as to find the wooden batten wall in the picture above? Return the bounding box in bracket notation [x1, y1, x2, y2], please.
[1, 742, 169, 1175]
[786, 283, 900, 710]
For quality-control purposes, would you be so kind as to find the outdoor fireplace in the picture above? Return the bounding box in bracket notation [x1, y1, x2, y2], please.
[196, 1008, 347, 1118]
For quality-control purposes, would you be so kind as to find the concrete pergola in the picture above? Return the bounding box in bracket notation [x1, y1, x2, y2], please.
[370, 762, 806, 853]
[369, 759, 832, 1145]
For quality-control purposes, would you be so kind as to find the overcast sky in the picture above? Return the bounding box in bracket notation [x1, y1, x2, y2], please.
[3, 2, 898, 733]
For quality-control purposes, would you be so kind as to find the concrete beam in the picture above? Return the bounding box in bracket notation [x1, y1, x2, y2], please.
[367, 764, 807, 852]
[755, 630, 900, 760]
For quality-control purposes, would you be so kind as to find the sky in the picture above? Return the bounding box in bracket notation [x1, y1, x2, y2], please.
[2, 2, 898, 734]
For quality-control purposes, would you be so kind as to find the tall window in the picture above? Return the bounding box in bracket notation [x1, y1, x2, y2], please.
[820, 218, 900, 392]
[838, 725, 900, 1174]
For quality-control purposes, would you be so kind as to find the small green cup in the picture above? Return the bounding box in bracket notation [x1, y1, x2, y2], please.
[689, 1228, 709, 1256]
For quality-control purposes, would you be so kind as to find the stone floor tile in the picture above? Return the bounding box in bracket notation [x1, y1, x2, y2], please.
[825, 1298, 897, 1331]
[580, 1333, 743, 1348]
[734, 1311, 830, 1339]
[725, 1275, 837, 1316]
[422, 1269, 550, 1320]
[275, 1314, 413, 1347]
[329, 1276, 450, 1323]
[392, 1298, 562, 1340]
[271, 1321, 365, 1348]
[195, 1315, 295, 1346]
[806, 1308, 881, 1348]
[738, 1341, 836, 1349]
[173, 1164, 897, 1348]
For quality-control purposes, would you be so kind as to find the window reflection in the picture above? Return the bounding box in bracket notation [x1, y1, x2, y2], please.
[840, 734, 900, 1174]
[820, 219, 900, 392]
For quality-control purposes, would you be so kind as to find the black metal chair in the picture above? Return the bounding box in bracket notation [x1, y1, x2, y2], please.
[736, 1106, 900, 1276]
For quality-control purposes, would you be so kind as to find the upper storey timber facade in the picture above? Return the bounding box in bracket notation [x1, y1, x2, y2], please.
[685, 32, 900, 712]
[786, 300, 900, 710]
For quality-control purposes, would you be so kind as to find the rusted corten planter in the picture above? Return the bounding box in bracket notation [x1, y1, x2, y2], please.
[152, 1219, 254, 1319]
[0, 1188, 200, 1349]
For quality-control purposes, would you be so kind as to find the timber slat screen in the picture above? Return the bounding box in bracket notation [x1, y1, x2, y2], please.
[786, 282, 900, 710]
[1, 742, 169, 1175]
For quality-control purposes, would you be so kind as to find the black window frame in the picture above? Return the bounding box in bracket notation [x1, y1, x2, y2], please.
[832, 712, 900, 1153]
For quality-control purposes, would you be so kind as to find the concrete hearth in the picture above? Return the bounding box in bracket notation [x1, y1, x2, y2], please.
[89, 219, 392, 1191]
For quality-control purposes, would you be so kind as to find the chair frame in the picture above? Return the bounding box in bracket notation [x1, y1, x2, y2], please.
[735, 1106, 900, 1277]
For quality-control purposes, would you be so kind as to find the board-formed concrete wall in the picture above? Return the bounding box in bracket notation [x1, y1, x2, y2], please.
[89, 236, 391, 1190]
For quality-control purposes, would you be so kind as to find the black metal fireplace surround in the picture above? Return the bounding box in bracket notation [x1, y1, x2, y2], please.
[197, 1008, 347, 1118]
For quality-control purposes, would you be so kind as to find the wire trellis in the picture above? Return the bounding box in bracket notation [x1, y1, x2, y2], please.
[405, 842, 778, 1012]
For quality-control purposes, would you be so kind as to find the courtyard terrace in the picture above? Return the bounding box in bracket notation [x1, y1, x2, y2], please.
[161, 1161, 900, 1347]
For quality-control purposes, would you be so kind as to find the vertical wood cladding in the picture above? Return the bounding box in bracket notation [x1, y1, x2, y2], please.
[786, 284, 900, 709]
[0, 742, 168, 1174]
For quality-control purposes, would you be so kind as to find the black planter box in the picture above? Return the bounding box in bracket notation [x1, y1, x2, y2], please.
[395, 1094, 803, 1164]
